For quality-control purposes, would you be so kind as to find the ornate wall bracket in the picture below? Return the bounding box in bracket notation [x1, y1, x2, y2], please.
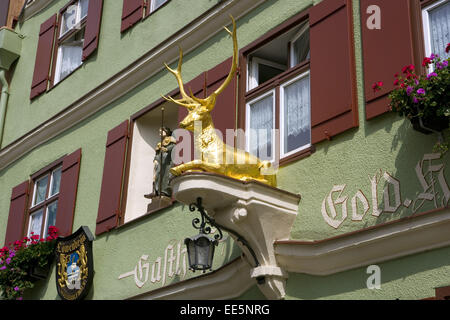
[171, 172, 300, 300]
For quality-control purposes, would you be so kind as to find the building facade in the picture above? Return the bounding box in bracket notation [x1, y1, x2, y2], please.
[0, 0, 449, 300]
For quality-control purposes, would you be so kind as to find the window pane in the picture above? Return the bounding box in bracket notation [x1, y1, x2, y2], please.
[58, 44, 83, 81]
[248, 93, 274, 161]
[152, 0, 167, 11]
[283, 75, 311, 154]
[34, 176, 49, 205]
[50, 167, 62, 197]
[44, 201, 58, 238]
[258, 64, 284, 85]
[429, 1, 450, 59]
[80, 0, 89, 19]
[291, 28, 310, 66]
[60, 4, 78, 36]
[29, 209, 44, 238]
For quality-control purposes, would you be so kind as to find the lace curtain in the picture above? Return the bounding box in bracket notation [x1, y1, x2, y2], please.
[29, 210, 43, 237]
[59, 44, 83, 81]
[283, 75, 310, 153]
[429, 1, 450, 59]
[249, 93, 274, 160]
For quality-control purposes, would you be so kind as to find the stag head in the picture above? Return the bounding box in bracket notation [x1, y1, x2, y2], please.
[163, 16, 238, 131]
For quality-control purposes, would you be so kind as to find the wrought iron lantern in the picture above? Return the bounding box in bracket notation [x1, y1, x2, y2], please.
[184, 233, 217, 272]
[184, 197, 222, 272]
[184, 197, 262, 276]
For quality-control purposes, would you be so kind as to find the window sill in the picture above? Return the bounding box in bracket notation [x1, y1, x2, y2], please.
[143, 0, 171, 21]
[48, 63, 83, 92]
[279, 144, 315, 167]
[116, 198, 176, 231]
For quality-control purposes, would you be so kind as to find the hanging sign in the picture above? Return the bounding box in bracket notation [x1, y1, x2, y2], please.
[55, 226, 94, 300]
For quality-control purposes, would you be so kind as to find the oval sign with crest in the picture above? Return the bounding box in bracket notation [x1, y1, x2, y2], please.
[55, 226, 94, 300]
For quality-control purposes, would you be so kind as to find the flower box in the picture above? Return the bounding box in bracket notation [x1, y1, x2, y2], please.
[410, 114, 449, 135]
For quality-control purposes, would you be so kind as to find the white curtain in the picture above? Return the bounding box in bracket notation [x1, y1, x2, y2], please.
[429, 1, 450, 59]
[29, 210, 43, 237]
[35, 176, 48, 205]
[59, 45, 83, 81]
[249, 93, 274, 160]
[283, 75, 310, 153]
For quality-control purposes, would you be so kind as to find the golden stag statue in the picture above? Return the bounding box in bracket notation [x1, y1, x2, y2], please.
[163, 16, 276, 187]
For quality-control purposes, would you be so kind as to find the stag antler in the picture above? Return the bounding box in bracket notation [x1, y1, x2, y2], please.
[163, 15, 238, 111]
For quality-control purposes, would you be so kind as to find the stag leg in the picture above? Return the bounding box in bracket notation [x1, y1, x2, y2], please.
[171, 160, 222, 176]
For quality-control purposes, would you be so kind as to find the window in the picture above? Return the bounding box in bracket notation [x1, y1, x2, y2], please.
[422, 0, 450, 64]
[27, 166, 62, 239]
[121, 0, 170, 33]
[30, 0, 103, 99]
[54, 0, 89, 84]
[280, 71, 310, 157]
[148, 0, 168, 14]
[244, 19, 311, 163]
[246, 90, 276, 161]
[122, 103, 179, 224]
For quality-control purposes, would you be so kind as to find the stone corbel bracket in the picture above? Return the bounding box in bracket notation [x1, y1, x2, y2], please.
[171, 172, 301, 300]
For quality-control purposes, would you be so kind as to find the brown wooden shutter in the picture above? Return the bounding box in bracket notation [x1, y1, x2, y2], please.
[55, 149, 82, 237]
[435, 286, 450, 300]
[4, 181, 29, 247]
[0, 0, 9, 27]
[30, 14, 57, 100]
[207, 58, 237, 137]
[121, 0, 144, 33]
[96, 120, 129, 235]
[82, 0, 103, 61]
[309, 0, 358, 144]
[361, 0, 415, 120]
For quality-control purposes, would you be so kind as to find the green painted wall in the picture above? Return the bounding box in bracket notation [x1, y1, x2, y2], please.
[285, 245, 450, 300]
[2, 0, 221, 148]
[0, 0, 449, 300]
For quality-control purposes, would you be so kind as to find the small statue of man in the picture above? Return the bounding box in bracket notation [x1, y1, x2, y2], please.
[145, 127, 176, 199]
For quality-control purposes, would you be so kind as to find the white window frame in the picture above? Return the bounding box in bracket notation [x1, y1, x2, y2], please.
[422, 0, 449, 71]
[42, 200, 58, 239]
[59, 0, 89, 39]
[31, 175, 48, 207]
[48, 166, 62, 198]
[54, 30, 85, 84]
[27, 167, 62, 238]
[289, 22, 309, 68]
[279, 70, 311, 158]
[247, 57, 286, 91]
[245, 89, 276, 162]
[149, 0, 168, 13]
[27, 209, 43, 239]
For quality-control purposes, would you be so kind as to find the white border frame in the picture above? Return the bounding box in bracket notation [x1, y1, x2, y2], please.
[48, 166, 62, 198]
[59, 0, 88, 39]
[27, 208, 44, 238]
[245, 89, 276, 162]
[422, 0, 449, 71]
[42, 200, 58, 238]
[150, 0, 168, 13]
[289, 21, 309, 68]
[247, 57, 286, 91]
[279, 70, 311, 158]
[31, 175, 48, 207]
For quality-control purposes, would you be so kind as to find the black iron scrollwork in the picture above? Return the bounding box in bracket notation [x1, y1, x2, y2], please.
[188, 197, 261, 269]
[189, 197, 223, 241]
